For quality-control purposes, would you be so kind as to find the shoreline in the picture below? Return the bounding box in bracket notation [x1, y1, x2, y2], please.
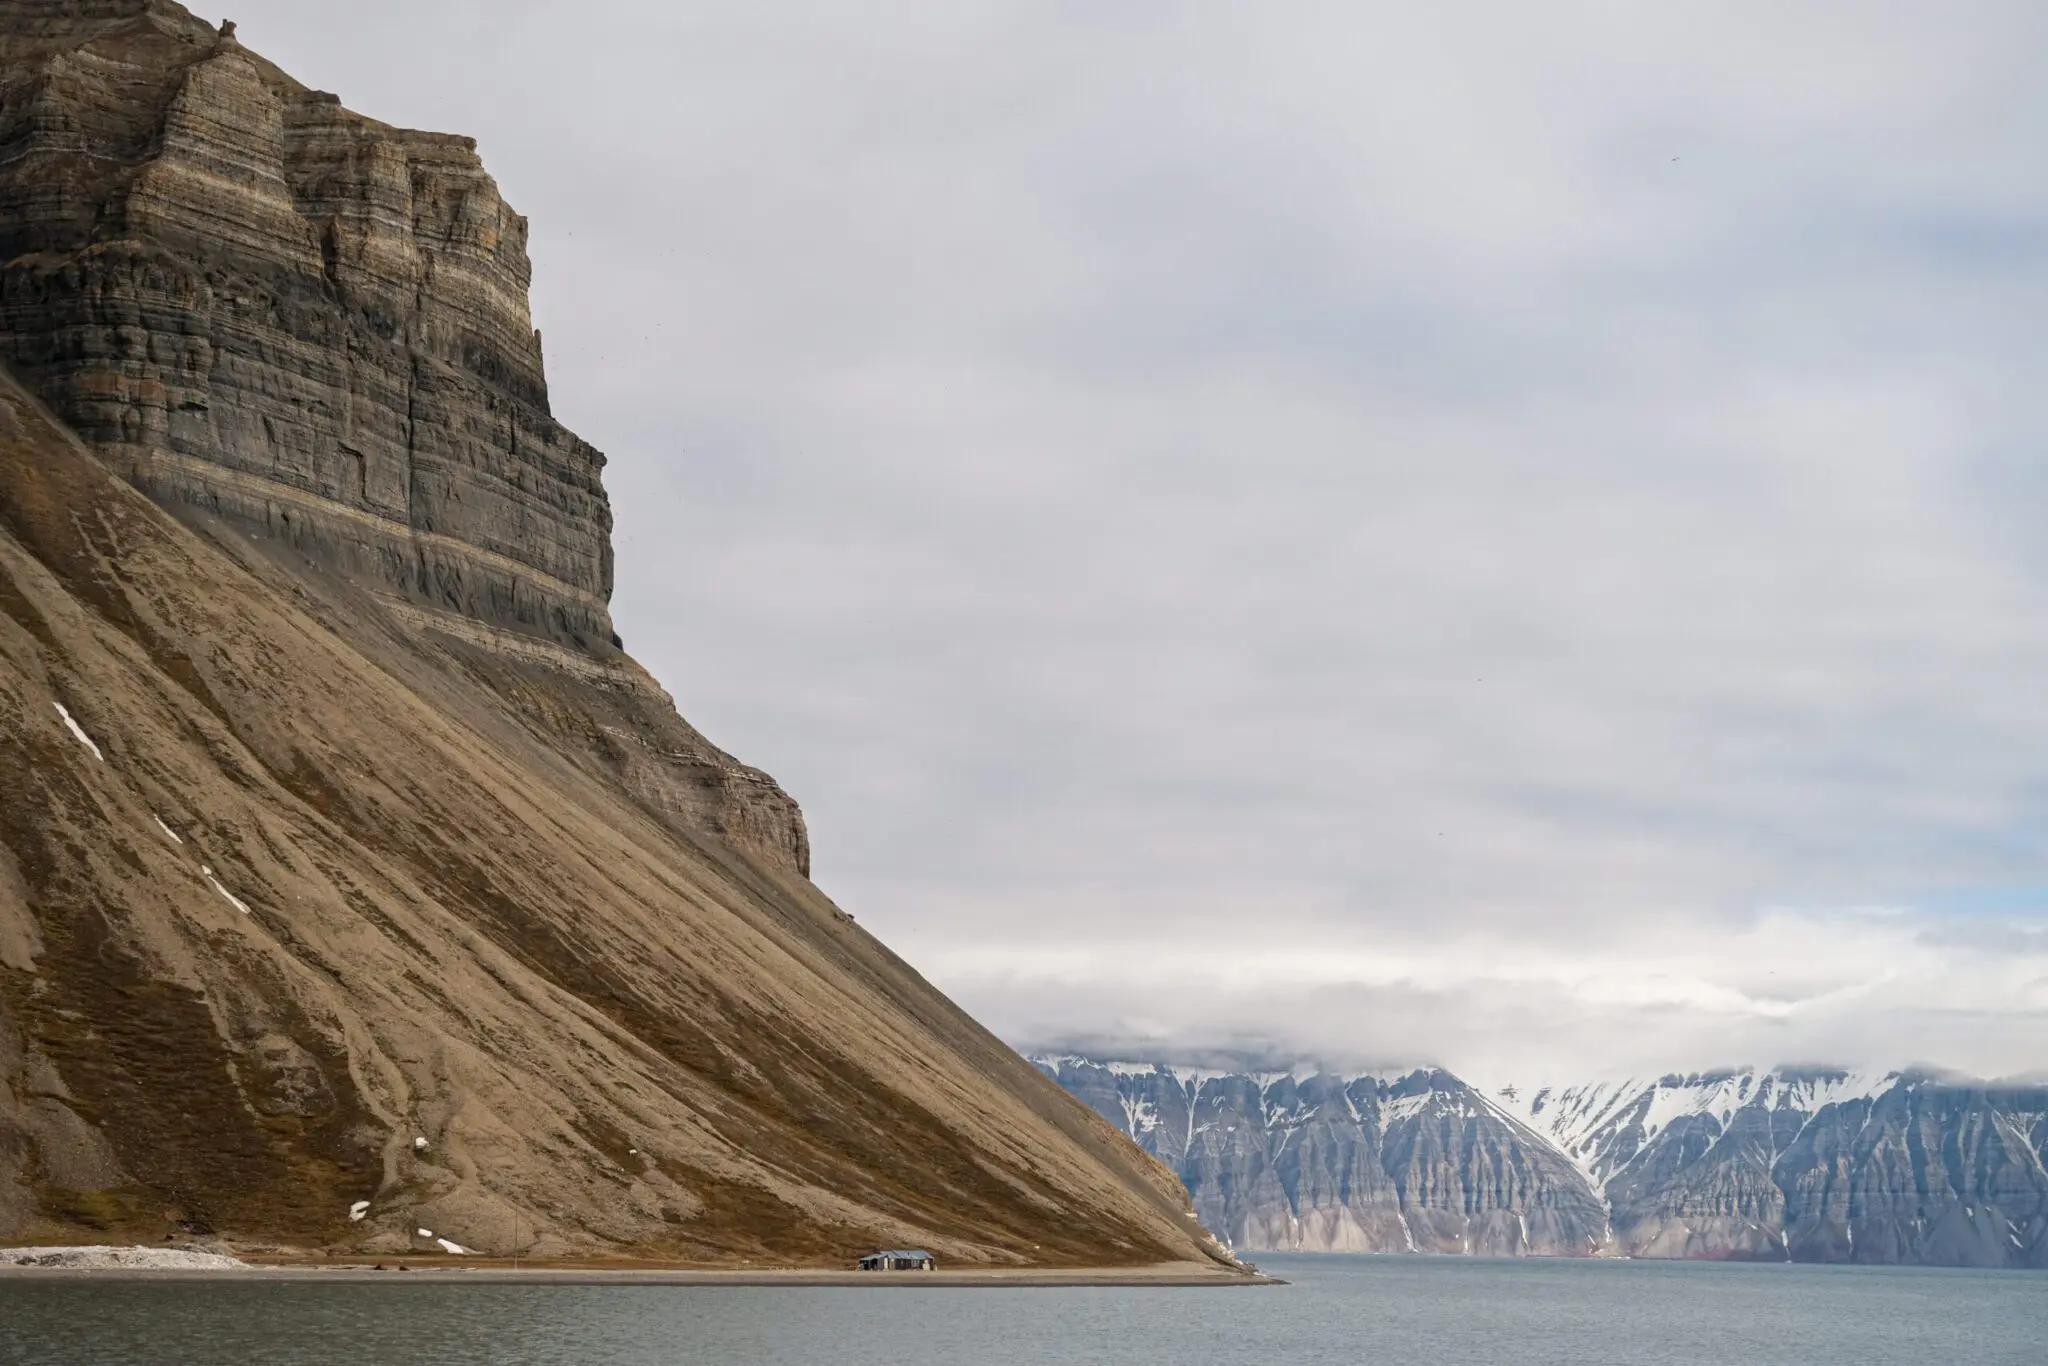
[0, 1259, 1280, 1288]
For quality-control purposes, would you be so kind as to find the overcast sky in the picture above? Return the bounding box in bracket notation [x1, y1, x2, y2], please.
[232, 0, 2048, 1082]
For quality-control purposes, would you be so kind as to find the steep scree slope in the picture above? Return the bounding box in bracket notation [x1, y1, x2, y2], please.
[0, 1, 1219, 1267]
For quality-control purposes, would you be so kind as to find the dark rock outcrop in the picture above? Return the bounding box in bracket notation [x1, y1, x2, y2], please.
[0, 0, 809, 876]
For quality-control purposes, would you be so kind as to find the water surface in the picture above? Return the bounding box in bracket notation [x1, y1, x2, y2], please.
[3, 1254, 2042, 1364]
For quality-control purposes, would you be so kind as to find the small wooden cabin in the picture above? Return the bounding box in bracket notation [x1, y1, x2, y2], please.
[857, 1249, 935, 1271]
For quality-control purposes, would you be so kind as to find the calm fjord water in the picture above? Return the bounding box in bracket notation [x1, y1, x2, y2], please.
[3, 1255, 2042, 1365]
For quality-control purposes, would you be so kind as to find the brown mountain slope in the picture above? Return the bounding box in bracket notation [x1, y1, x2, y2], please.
[0, 1, 1220, 1267]
[0, 364, 1213, 1265]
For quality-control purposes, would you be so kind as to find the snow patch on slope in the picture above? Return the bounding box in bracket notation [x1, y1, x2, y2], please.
[52, 702, 102, 761]
[200, 866, 252, 915]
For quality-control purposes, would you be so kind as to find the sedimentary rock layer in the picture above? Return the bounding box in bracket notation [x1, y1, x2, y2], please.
[0, 0, 809, 876]
[0, 0, 606, 649]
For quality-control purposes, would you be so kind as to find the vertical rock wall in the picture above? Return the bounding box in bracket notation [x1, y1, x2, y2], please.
[0, 2, 811, 877]
[0, 1, 613, 649]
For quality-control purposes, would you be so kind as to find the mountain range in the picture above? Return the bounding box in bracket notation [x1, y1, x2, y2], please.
[1035, 1056, 2048, 1268]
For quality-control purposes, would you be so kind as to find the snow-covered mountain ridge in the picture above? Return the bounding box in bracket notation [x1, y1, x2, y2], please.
[1033, 1056, 2048, 1268]
[1489, 1068, 1900, 1185]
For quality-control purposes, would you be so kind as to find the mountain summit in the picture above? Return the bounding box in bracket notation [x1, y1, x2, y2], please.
[0, 0, 1221, 1268]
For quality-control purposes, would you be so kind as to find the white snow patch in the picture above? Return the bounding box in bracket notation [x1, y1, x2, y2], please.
[52, 703, 102, 761]
[348, 1201, 371, 1223]
[1638, 1073, 1747, 1139]
[416, 1228, 434, 1238]
[1025, 1053, 1089, 1072]
[199, 866, 251, 915]
[435, 1238, 471, 1255]
[1, 1245, 245, 1270]
[1380, 1090, 1442, 1124]
[1099, 1060, 1171, 1079]
[1777, 1069, 1899, 1111]
[152, 816, 183, 844]
[413, 1136, 429, 1151]
[1488, 1078, 1648, 1184]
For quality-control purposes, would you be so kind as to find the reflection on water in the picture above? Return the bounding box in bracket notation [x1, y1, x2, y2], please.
[3, 1255, 2044, 1366]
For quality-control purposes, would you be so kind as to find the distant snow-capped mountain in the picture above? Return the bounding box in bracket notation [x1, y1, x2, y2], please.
[1031, 1056, 1609, 1257]
[1490, 1067, 1901, 1186]
[1033, 1056, 2048, 1268]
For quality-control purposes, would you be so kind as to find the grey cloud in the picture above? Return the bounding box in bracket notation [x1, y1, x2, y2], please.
[230, 0, 2048, 1076]
[970, 958, 2048, 1086]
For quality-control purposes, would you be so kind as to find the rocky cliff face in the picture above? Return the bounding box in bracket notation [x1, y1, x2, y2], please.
[0, 2, 1225, 1269]
[1035, 1058, 1611, 1256]
[1043, 1055, 2048, 1269]
[1496, 1068, 2048, 1268]
[0, 1, 602, 645]
[0, 0, 809, 877]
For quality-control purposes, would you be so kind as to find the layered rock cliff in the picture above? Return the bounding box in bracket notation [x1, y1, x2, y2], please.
[1, 2, 601, 641]
[0, 0, 807, 876]
[0, 1, 1226, 1269]
[1043, 1055, 2048, 1269]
